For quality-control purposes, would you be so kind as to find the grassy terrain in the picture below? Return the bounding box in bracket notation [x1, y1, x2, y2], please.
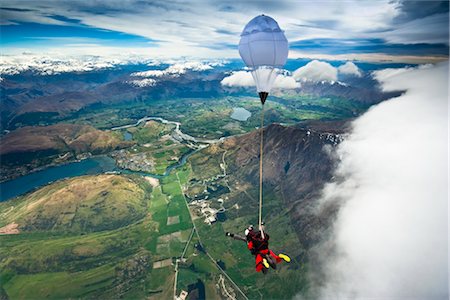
[184, 141, 310, 299]
[63, 95, 362, 140]
[3, 265, 116, 299]
[0, 175, 148, 233]
[0, 170, 198, 299]
[113, 120, 190, 175]
[129, 120, 173, 144]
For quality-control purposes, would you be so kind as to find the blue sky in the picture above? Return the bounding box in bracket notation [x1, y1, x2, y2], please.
[0, 1, 448, 62]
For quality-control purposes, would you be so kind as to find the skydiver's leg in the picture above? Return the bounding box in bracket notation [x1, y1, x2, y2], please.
[255, 253, 265, 272]
[269, 250, 282, 263]
[259, 249, 276, 269]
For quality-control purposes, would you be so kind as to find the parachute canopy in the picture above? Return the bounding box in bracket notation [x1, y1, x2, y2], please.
[238, 15, 289, 97]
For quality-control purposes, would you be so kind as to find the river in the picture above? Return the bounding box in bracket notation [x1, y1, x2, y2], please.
[0, 116, 218, 202]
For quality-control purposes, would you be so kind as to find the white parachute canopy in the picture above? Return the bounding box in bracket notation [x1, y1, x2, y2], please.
[238, 15, 289, 95]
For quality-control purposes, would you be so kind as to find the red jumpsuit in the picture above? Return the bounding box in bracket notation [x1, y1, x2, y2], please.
[247, 231, 282, 272]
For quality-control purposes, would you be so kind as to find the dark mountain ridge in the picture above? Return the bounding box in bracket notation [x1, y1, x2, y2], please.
[221, 122, 347, 249]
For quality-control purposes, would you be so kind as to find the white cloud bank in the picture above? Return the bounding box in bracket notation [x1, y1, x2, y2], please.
[314, 62, 448, 299]
[221, 70, 299, 89]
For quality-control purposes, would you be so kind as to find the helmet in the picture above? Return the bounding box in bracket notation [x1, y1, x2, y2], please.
[245, 225, 254, 236]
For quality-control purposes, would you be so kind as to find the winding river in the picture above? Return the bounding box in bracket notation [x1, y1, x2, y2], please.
[0, 116, 220, 202]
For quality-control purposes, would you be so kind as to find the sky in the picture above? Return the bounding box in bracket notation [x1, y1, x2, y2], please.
[0, 0, 449, 62]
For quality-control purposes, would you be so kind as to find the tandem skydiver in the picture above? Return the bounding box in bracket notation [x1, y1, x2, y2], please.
[226, 224, 290, 274]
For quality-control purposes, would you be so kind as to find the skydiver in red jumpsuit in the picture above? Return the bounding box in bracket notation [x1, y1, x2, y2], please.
[226, 224, 290, 274]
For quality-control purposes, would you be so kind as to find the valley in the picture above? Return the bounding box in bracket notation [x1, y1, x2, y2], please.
[0, 64, 401, 299]
[0, 119, 340, 299]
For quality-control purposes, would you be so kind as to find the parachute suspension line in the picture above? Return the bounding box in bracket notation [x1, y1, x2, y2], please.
[259, 102, 265, 239]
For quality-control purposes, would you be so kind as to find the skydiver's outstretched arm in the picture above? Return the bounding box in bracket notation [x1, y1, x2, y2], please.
[225, 232, 246, 242]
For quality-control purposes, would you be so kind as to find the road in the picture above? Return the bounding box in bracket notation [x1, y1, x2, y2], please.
[175, 172, 248, 300]
[173, 228, 195, 299]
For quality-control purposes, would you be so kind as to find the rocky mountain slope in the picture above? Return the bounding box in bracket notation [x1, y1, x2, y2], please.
[219, 122, 348, 249]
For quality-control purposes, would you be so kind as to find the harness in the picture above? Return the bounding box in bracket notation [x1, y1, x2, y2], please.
[248, 231, 269, 254]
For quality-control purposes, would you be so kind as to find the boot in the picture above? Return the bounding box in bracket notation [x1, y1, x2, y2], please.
[278, 253, 291, 263]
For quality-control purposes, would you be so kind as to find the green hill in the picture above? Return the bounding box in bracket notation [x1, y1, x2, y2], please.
[0, 175, 147, 233]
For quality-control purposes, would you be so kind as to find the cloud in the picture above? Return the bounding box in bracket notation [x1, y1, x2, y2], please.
[292, 60, 338, 83]
[221, 70, 299, 89]
[274, 74, 300, 89]
[393, 0, 449, 23]
[313, 62, 448, 299]
[384, 12, 449, 45]
[289, 51, 449, 64]
[338, 62, 362, 77]
[1, 1, 448, 58]
[222, 61, 362, 89]
[220, 71, 255, 87]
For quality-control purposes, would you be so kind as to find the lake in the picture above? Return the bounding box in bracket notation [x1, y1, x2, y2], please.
[230, 107, 251, 121]
[0, 149, 198, 202]
[124, 131, 133, 141]
[0, 156, 117, 202]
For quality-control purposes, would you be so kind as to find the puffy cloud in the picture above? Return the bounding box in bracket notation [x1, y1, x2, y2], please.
[273, 74, 300, 89]
[337, 61, 362, 77]
[292, 60, 338, 83]
[314, 62, 448, 299]
[221, 70, 299, 89]
[220, 71, 255, 87]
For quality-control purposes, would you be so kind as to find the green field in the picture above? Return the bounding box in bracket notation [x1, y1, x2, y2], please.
[0, 170, 199, 299]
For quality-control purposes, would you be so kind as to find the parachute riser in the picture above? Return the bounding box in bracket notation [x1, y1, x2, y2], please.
[259, 100, 265, 240]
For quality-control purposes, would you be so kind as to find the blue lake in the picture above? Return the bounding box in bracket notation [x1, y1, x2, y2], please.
[124, 131, 133, 141]
[0, 149, 197, 202]
[230, 107, 251, 121]
[0, 156, 117, 202]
